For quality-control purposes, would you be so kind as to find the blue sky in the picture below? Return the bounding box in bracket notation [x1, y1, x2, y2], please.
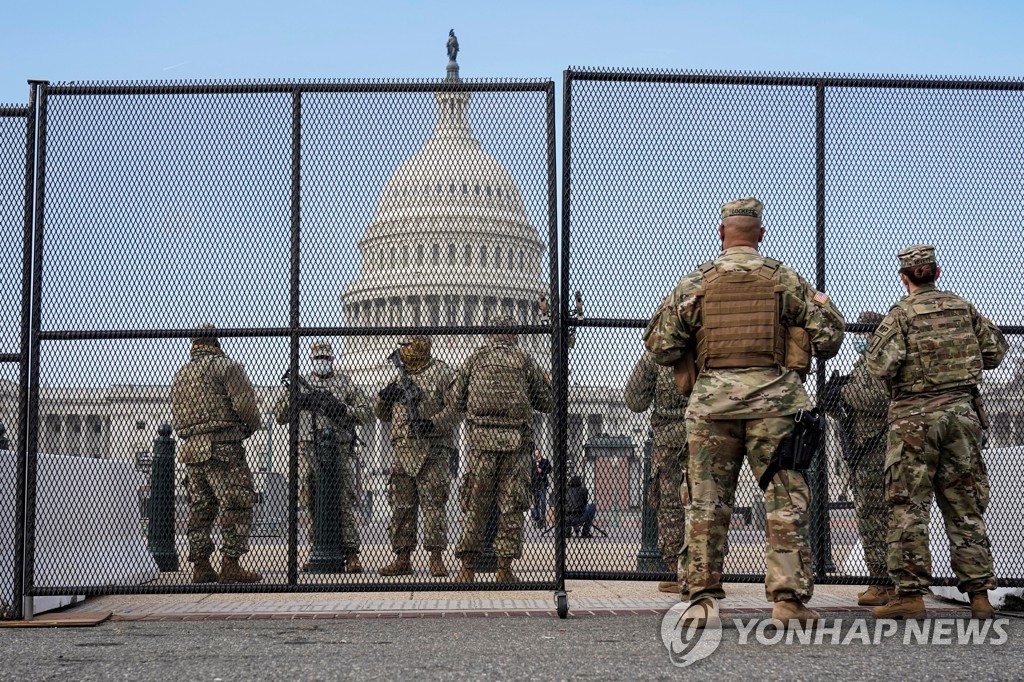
[3, 0, 1024, 103]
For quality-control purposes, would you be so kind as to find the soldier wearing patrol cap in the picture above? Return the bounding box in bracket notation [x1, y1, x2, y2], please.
[274, 341, 371, 573]
[644, 196, 846, 627]
[865, 244, 1007, 620]
[438, 314, 554, 583]
[170, 324, 263, 583]
[374, 335, 458, 577]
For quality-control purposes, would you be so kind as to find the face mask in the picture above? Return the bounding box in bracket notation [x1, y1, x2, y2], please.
[312, 358, 333, 375]
[852, 337, 868, 354]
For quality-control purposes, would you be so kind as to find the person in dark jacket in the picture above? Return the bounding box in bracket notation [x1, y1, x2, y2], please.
[530, 449, 553, 529]
[565, 475, 597, 538]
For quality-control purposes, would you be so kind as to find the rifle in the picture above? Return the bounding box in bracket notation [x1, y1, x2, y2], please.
[281, 372, 359, 445]
[388, 349, 427, 444]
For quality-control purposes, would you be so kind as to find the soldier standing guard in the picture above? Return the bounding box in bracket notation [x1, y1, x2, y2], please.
[839, 310, 894, 606]
[170, 325, 263, 584]
[644, 196, 845, 627]
[624, 350, 691, 596]
[274, 341, 371, 573]
[865, 244, 1006, 620]
[375, 335, 458, 577]
[441, 314, 554, 583]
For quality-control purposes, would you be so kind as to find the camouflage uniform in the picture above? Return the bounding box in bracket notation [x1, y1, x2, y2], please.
[445, 332, 554, 562]
[644, 242, 845, 604]
[171, 342, 262, 563]
[841, 353, 889, 578]
[374, 356, 457, 554]
[866, 269, 1006, 596]
[274, 359, 371, 558]
[624, 351, 689, 587]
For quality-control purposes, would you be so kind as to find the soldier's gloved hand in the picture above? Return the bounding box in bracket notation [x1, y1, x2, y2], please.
[378, 382, 403, 404]
[409, 419, 434, 439]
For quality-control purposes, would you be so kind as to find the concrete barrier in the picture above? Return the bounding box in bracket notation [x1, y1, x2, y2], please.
[1, 449, 159, 616]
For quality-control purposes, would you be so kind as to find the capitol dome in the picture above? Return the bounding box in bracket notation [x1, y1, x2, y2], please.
[340, 60, 549, 383]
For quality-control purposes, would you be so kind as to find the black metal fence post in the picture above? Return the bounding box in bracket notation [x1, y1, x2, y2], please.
[147, 425, 180, 572]
[307, 427, 346, 573]
[810, 79, 835, 576]
[636, 433, 665, 572]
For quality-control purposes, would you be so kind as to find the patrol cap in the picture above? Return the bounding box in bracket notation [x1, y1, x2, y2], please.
[310, 341, 334, 359]
[720, 196, 764, 221]
[856, 311, 884, 325]
[397, 334, 429, 346]
[191, 323, 220, 347]
[897, 244, 936, 269]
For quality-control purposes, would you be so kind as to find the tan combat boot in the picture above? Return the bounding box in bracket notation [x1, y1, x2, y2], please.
[379, 550, 414, 576]
[872, 593, 927, 620]
[218, 556, 262, 584]
[192, 558, 218, 584]
[495, 557, 520, 583]
[857, 584, 897, 607]
[969, 591, 995, 620]
[680, 597, 720, 629]
[346, 553, 363, 574]
[456, 554, 477, 583]
[429, 551, 449, 578]
[772, 599, 820, 626]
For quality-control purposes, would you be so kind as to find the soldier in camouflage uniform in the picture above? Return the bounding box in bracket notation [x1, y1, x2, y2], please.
[865, 244, 1006, 620]
[624, 350, 690, 596]
[644, 197, 845, 626]
[441, 315, 554, 583]
[375, 336, 458, 578]
[274, 341, 371, 573]
[838, 311, 894, 606]
[170, 326, 263, 584]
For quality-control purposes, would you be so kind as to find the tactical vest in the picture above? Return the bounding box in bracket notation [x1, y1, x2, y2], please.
[892, 289, 982, 396]
[695, 258, 787, 371]
[467, 345, 532, 426]
[171, 354, 244, 439]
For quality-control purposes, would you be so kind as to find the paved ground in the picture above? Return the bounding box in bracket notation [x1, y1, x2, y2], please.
[2, 608, 1021, 680]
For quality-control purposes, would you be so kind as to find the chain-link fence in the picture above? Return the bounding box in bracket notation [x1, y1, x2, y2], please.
[562, 68, 1024, 589]
[5, 68, 1024, 620]
[15, 78, 558, 612]
[0, 101, 33, 620]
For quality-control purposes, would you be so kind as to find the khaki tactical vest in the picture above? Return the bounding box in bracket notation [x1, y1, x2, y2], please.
[171, 354, 244, 439]
[892, 289, 983, 396]
[467, 345, 532, 426]
[695, 258, 788, 371]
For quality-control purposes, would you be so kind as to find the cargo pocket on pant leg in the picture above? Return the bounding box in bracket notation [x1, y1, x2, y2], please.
[884, 441, 909, 505]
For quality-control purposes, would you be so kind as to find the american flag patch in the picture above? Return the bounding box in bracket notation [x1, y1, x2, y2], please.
[812, 291, 829, 305]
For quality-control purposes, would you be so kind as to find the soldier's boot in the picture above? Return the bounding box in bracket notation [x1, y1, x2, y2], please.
[456, 554, 477, 583]
[772, 599, 820, 626]
[680, 597, 719, 629]
[857, 584, 897, 607]
[346, 553, 363, 574]
[218, 556, 262, 584]
[659, 580, 680, 594]
[429, 551, 449, 578]
[379, 550, 414, 576]
[495, 557, 520, 583]
[872, 594, 927, 620]
[970, 591, 996, 620]
[192, 558, 218, 584]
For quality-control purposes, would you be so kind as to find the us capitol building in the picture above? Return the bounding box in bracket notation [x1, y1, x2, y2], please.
[1, 52, 1022, 514]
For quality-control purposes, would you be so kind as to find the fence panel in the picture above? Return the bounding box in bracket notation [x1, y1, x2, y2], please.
[26, 78, 558, 597]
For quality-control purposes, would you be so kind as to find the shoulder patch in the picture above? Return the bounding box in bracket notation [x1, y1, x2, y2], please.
[812, 291, 829, 306]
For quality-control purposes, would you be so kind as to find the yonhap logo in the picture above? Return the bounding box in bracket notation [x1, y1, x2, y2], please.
[660, 601, 723, 667]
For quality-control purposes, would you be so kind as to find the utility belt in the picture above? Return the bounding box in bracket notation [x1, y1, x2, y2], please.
[758, 408, 826, 492]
